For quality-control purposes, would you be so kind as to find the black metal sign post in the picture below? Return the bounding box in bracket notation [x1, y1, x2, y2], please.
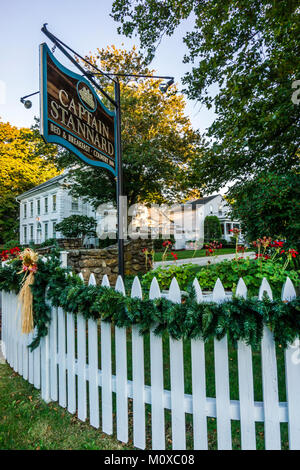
[23, 24, 174, 279]
[114, 78, 124, 277]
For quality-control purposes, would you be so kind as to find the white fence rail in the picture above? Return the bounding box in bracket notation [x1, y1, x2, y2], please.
[1, 274, 300, 450]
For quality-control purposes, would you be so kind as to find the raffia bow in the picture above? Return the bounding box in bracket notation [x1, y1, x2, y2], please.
[18, 248, 38, 334]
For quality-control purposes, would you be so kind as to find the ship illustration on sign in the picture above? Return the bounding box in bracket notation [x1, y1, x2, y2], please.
[78, 84, 96, 111]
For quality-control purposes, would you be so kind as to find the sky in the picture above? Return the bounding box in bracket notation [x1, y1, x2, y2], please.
[0, 0, 216, 135]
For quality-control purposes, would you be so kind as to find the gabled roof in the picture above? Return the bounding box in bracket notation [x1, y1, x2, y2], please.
[187, 194, 220, 210]
[16, 173, 65, 200]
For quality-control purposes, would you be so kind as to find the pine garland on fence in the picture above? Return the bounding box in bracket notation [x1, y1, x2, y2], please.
[0, 250, 299, 351]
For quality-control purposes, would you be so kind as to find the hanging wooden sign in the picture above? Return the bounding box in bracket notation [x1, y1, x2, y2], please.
[39, 43, 117, 175]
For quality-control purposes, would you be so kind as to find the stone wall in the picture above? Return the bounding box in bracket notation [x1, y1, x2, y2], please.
[67, 238, 153, 284]
[57, 238, 82, 249]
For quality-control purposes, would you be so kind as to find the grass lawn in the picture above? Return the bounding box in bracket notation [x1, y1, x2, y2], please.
[0, 331, 289, 450]
[0, 362, 132, 450]
[153, 248, 252, 262]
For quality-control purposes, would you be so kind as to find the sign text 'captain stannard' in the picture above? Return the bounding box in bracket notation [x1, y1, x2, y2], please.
[50, 88, 114, 158]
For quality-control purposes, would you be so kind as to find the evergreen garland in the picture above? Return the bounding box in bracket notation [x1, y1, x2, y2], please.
[0, 250, 299, 351]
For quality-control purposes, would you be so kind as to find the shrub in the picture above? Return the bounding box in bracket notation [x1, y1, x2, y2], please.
[204, 216, 222, 240]
[55, 215, 97, 244]
[141, 263, 194, 291]
[39, 238, 58, 248]
[196, 258, 299, 298]
[3, 239, 20, 250]
[152, 235, 175, 250]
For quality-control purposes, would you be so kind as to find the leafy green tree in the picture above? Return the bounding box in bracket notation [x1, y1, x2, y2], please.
[56, 45, 203, 207]
[55, 215, 97, 244]
[111, 1, 300, 191]
[204, 216, 222, 241]
[0, 119, 58, 243]
[229, 173, 300, 246]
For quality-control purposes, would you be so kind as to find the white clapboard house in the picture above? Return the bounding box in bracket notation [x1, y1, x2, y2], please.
[16, 172, 101, 246]
[172, 194, 242, 249]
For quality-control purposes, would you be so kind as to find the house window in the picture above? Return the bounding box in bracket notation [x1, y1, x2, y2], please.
[52, 194, 57, 212]
[37, 222, 42, 244]
[24, 203, 27, 218]
[37, 199, 41, 215]
[218, 204, 222, 216]
[44, 222, 48, 240]
[30, 201, 33, 217]
[30, 225, 34, 243]
[45, 197, 48, 214]
[53, 221, 57, 238]
[23, 226, 27, 244]
[72, 198, 79, 211]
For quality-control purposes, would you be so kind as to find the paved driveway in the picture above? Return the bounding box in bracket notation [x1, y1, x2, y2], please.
[154, 252, 255, 268]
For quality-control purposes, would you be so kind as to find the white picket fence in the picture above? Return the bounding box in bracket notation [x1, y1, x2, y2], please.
[1, 272, 300, 450]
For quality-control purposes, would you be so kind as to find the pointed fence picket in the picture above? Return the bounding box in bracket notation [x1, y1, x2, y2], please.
[57, 306, 67, 408]
[100, 274, 113, 435]
[49, 306, 58, 400]
[115, 275, 128, 443]
[213, 279, 232, 450]
[149, 277, 165, 450]
[282, 278, 300, 450]
[259, 278, 281, 450]
[191, 278, 208, 450]
[168, 278, 186, 450]
[87, 273, 99, 429]
[1, 269, 299, 451]
[131, 276, 146, 449]
[236, 278, 256, 450]
[77, 273, 87, 422]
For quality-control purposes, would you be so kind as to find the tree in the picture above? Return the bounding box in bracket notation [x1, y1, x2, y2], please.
[55, 215, 97, 245]
[204, 216, 222, 241]
[55, 46, 203, 207]
[229, 173, 300, 246]
[0, 120, 58, 243]
[111, 1, 300, 191]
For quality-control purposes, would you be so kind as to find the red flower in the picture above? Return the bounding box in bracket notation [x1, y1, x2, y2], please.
[288, 249, 298, 258]
[171, 252, 178, 260]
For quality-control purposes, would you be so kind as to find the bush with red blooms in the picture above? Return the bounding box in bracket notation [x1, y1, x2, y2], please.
[252, 237, 298, 269]
[161, 239, 173, 263]
[204, 240, 222, 257]
[1, 247, 21, 262]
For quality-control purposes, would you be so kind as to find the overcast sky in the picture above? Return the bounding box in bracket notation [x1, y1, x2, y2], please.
[0, 0, 216, 135]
